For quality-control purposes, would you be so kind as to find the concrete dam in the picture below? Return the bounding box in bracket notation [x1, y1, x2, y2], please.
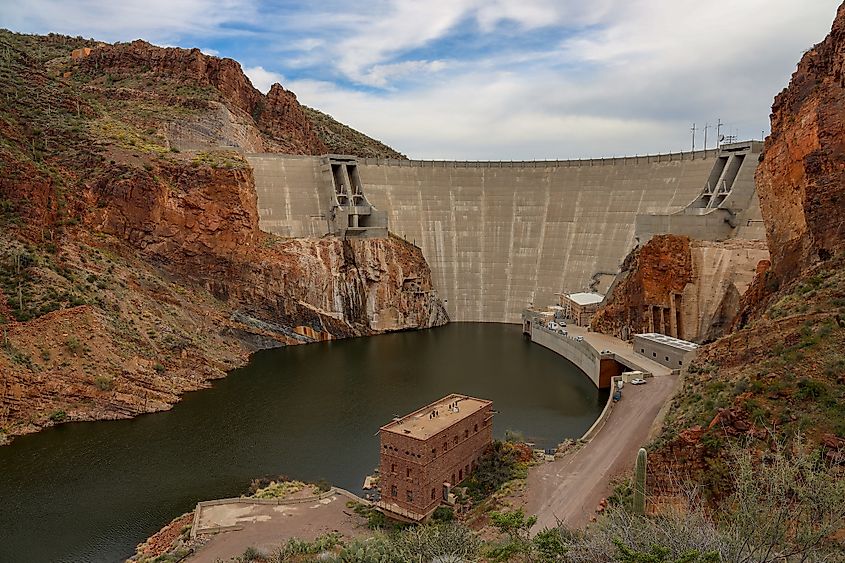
[246, 141, 765, 324]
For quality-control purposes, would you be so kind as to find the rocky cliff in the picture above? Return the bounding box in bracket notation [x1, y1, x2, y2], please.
[591, 236, 768, 343]
[756, 2, 845, 292]
[74, 39, 402, 157]
[0, 31, 441, 445]
[646, 3, 845, 499]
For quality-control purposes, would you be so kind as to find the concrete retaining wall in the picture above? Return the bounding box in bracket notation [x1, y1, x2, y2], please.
[531, 326, 601, 387]
[248, 152, 722, 323]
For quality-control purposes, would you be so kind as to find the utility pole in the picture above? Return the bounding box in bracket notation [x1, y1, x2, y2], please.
[716, 118, 723, 148]
[690, 123, 697, 152]
[703, 123, 711, 151]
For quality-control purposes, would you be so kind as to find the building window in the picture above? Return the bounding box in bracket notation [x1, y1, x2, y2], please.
[464, 429, 469, 438]
[443, 441, 447, 451]
[451, 473, 456, 484]
[406, 468, 411, 478]
[431, 488, 436, 500]
[679, 361, 683, 366]
[391, 485, 397, 497]
[391, 463, 396, 473]
[432, 448, 436, 456]
[459, 469, 463, 481]
[406, 490, 413, 502]
[454, 435, 458, 445]
[652, 352, 656, 357]
[474, 424, 478, 432]
[665, 356, 669, 362]
[640, 348, 645, 353]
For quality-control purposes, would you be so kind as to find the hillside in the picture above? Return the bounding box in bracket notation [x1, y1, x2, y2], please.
[0, 31, 440, 445]
[643, 5, 845, 497]
[303, 106, 406, 159]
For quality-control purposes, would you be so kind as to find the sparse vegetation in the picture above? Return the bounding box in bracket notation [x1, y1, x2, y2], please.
[48, 410, 67, 423]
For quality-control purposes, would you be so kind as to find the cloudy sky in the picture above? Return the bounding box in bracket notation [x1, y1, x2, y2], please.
[2, 0, 841, 159]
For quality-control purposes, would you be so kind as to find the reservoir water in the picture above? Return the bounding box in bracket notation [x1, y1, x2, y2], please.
[0, 323, 606, 562]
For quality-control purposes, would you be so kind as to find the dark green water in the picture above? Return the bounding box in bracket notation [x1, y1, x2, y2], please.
[0, 323, 605, 563]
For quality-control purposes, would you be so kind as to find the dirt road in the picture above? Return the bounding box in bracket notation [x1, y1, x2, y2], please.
[524, 373, 678, 531]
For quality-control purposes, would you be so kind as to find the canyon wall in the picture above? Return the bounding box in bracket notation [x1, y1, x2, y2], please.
[756, 2, 845, 288]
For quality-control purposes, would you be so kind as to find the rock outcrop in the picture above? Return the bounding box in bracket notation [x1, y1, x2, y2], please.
[648, 2, 845, 501]
[592, 235, 769, 343]
[756, 2, 845, 289]
[0, 31, 436, 444]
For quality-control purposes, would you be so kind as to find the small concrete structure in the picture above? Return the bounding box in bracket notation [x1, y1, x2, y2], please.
[633, 333, 699, 370]
[376, 394, 493, 521]
[321, 155, 388, 238]
[558, 292, 604, 327]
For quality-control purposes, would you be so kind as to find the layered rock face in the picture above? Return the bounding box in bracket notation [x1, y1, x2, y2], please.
[591, 235, 769, 343]
[83, 158, 446, 337]
[756, 2, 845, 288]
[0, 158, 446, 442]
[80, 41, 327, 154]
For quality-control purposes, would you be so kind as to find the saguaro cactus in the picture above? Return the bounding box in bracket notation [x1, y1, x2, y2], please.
[633, 447, 647, 515]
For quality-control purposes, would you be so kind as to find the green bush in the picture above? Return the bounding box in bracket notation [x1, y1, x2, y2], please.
[65, 337, 81, 354]
[464, 440, 528, 502]
[49, 410, 67, 423]
[93, 375, 113, 391]
[796, 378, 827, 400]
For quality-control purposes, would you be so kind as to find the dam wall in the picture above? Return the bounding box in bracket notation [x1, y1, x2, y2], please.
[247, 146, 762, 323]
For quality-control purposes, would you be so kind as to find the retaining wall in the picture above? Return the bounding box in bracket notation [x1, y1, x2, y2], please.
[248, 152, 726, 323]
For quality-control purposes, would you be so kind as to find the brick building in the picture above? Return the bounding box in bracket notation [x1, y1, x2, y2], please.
[376, 394, 493, 521]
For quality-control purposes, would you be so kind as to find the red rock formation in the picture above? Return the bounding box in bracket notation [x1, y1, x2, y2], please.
[591, 234, 693, 339]
[79, 40, 327, 154]
[258, 84, 327, 154]
[757, 2, 845, 287]
[593, 236, 769, 342]
[83, 156, 446, 339]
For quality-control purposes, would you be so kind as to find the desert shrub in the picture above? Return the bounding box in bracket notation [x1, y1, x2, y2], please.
[464, 440, 530, 502]
[49, 410, 67, 423]
[556, 439, 845, 563]
[796, 378, 827, 400]
[65, 337, 81, 354]
[93, 375, 113, 391]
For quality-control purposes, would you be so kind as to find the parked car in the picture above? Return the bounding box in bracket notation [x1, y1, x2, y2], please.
[574, 336, 584, 342]
[547, 321, 560, 331]
[556, 328, 567, 335]
[630, 378, 647, 385]
[613, 389, 622, 402]
[601, 349, 612, 354]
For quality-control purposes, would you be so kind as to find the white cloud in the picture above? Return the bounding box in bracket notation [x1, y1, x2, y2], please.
[0, 0, 256, 44]
[360, 60, 449, 88]
[244, 66, 284, 93]
[283, 0, 840, 158]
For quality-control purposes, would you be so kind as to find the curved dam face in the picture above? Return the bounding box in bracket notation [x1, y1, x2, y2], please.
[247, 145, 761, 323]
